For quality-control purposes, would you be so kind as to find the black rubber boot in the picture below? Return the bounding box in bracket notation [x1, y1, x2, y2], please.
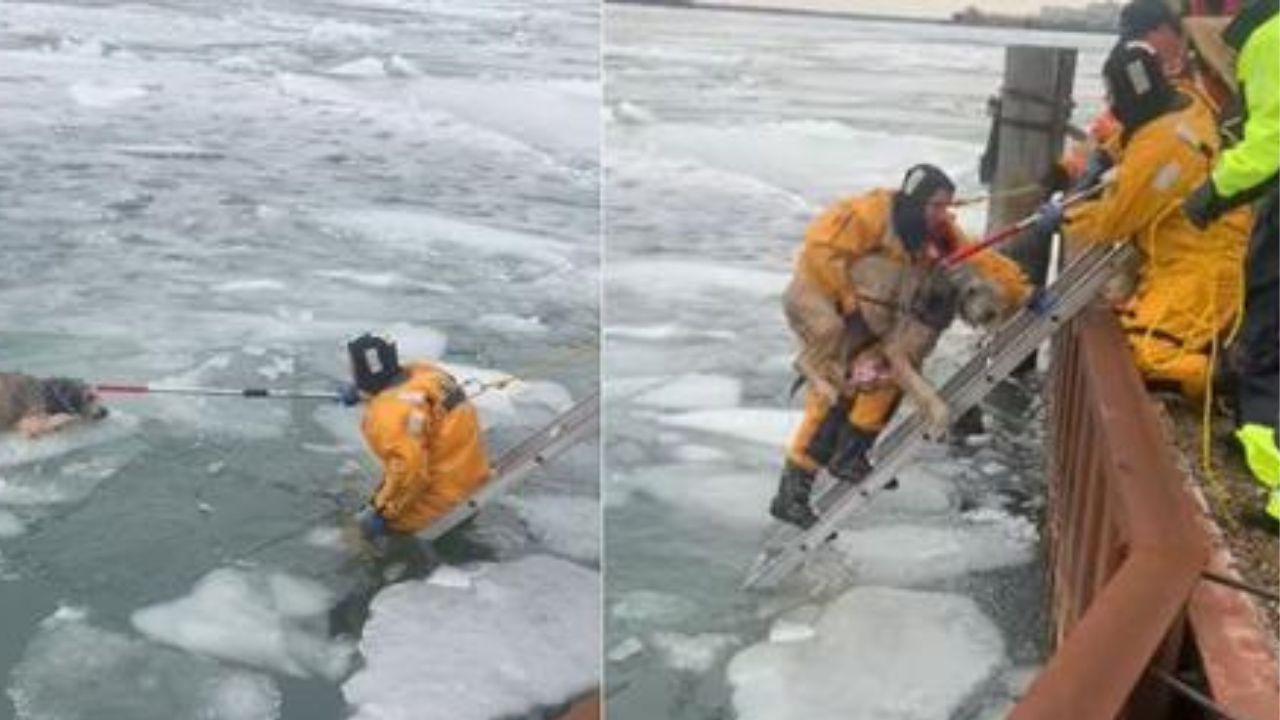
[828, 424, 877, 485]
[769, 461, 819, 529]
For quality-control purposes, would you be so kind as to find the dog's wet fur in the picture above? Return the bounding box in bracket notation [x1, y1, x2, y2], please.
[791, 254, 1017, 438]
[0, 373, 108, 437]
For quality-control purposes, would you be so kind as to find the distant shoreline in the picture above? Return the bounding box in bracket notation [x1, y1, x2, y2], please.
[605, 0, 1116, 35]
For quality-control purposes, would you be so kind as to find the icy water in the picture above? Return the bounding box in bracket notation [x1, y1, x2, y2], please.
[0, 1, 599, 719]
[604, 6, 1112, 719]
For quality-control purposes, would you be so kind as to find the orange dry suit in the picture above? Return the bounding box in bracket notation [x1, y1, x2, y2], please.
[1060, 75, 1225, 185]
[1063, 92, 1249, 399]
[785, 190, 1029, 471]
[361, 362, 491, 533]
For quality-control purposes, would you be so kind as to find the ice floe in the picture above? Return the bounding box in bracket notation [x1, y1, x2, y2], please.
[343, 555, 599, 720]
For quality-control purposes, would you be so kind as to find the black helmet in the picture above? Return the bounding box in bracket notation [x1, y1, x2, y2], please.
[347, 333, 402, 394]
[1103, 41, 1175, 138]
[892, 164, 955, 256]
[1119, 0, 1180, 41]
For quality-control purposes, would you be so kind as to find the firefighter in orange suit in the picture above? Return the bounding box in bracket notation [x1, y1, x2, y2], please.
[772, 165, 1029, 529]
[346, 333, 491, 539]
[1051, 43, 1249, 401]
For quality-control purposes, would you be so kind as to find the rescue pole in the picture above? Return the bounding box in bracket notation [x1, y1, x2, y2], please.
[94, 383, 353, 403]
[942, 171, 1114, 269]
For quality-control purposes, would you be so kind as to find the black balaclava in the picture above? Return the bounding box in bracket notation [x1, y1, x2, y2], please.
[891, 164, 955, 257]
[348, 333, 403, 394]
[1104, 41, 1175, 141]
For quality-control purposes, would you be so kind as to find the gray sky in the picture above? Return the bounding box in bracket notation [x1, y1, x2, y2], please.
[706, 0, 1103, 19]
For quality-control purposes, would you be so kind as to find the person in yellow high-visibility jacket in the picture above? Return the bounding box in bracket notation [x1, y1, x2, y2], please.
[1050, 42, 1249, 402]
[1182, 0, 1279, 518]
[346, 333, 490, 538]
[772, 165, 1029, 529]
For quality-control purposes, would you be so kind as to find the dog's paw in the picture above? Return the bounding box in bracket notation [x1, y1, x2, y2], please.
[814, 379, 840, 406]
[924, 401, 950, 441]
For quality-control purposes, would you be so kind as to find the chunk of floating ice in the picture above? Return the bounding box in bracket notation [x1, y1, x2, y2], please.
[303, 526, 345, 550]
[320, 209, 575, 269]
[0, 451, 136, 508]
[768, 619, 816, 644]
[0, 413, 137, 469]
[385, 54, 420, 77]
[656, 408, 801, 447]
[306, 19, 388, 55]
[385, 321, 447, 359]
[477, 313, 548, 335]
[10, 612, 280, 720]
[613, 464, 774, 528]
[862, 464, 954, 516]
[607, 637, 645, 663]
[343, 555, 600, 720]
[649, 632, 739, 674]
[68, 81, 147, 108]
[504, 494, 600, 563]
[629, 373, 742, 410]
[610, 589, 697, 625]
[728, 587, 1005, 720]
[425, 565, 473, 589]
[312, 269, 403, 288]
[440, 363, 573, 425]
[828, 522, 1035, 586]
[212, 279, 286, 293]
[131, 568, 353, 681]
[326, 57, 385, 78]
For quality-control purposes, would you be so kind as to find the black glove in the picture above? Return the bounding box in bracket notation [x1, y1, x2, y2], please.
[1032, 200, 1065, 235]
[1182, 179, 1225, 230]
[1074, 149, 1113, 192]
[1039, 162, 1071, 195]
[336, 382, 361, 407]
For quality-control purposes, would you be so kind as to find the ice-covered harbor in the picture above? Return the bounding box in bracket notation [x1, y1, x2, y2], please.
[604, 5, 1111, 718]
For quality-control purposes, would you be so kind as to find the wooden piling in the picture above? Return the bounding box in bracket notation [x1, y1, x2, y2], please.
[985, 45, 1077, 287]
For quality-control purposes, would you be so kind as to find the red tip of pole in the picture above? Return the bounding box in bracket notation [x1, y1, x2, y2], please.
[94, 384, 149, 394]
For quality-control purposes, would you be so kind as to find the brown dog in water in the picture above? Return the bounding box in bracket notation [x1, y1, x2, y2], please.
[0, 373, 109, 438]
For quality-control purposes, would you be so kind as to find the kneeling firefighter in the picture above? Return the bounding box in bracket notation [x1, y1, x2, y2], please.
[771, 165, 1029, 529]
[1045, 42, 1249, 401]
[346, 333, 491, 539]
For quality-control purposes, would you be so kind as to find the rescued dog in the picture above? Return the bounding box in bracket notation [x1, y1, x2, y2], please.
[0, 373, 108, 438]
[788, 254, 1017, 438]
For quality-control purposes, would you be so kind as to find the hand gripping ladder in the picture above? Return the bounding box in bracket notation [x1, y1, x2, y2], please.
[420, 388, 600, 541]
[742, 242, 1138, 590]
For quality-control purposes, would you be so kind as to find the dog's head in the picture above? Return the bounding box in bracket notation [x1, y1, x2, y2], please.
[908, 267, 961, 331]
[950, 265, 1010, 329]
[42, 379, 108, 421]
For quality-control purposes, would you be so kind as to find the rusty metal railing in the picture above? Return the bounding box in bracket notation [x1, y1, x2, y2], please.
[1010, 306, 1212, 719]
